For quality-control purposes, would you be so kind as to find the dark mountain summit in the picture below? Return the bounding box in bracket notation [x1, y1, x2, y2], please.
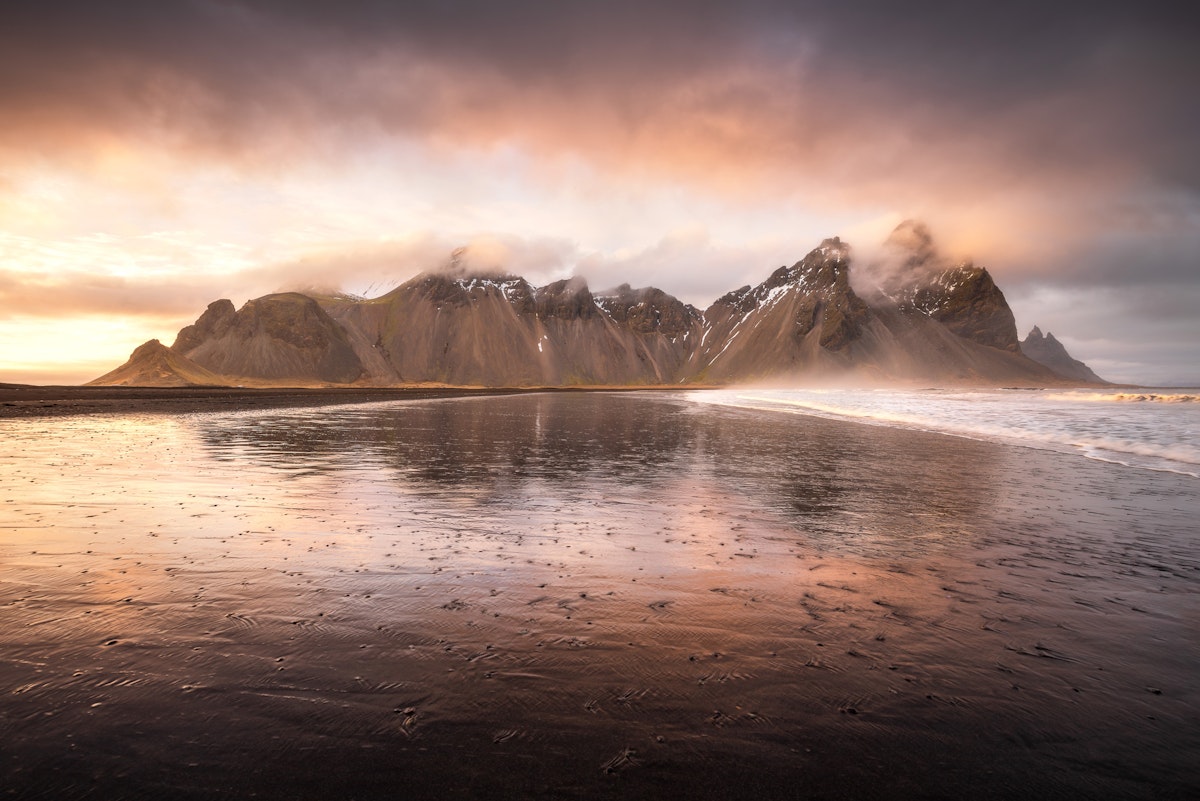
[94, 225, 1104, 387]
[594, 284, 701, 338]
[872, 221, 1019, 352]
[901, 265, 1019, 352]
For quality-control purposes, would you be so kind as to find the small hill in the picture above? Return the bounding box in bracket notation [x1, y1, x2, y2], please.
[87, 340, 228, 387]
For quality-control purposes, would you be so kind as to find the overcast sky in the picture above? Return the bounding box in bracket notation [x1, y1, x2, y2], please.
[1, 1, 1196, 385]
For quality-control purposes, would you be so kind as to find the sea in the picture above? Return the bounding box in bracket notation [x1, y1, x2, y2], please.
[692, 386, 1200, 478]
[1, 388, 1197, 800]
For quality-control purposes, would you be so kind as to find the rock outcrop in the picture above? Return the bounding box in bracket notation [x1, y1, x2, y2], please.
[1021, 326, 1106, 383]
[691, 238, 876, 382]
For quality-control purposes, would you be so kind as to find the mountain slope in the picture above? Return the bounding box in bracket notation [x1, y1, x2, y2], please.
[873, 220, 1019, 352]
[692, 238, 877, 382]
[87, 340, 228, 387]
[322, 273, 700, 386]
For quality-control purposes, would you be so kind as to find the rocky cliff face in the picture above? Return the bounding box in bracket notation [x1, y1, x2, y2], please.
[593, 284, 701, 338]
[873, 221, 1019, 352]
[1021, 326, 1106, 383]
[900, 265, 1020, 352]
[171, 292, 364, 384]
[94, 225, 1084, 387]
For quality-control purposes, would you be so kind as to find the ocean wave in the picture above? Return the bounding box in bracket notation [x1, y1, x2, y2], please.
[1045, 392, 1200, 403]
[691, 389, 1199, 478]
[1076, 438, 1200, 468]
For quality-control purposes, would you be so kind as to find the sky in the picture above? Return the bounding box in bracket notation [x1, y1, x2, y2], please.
[1, 1, 1197, 386]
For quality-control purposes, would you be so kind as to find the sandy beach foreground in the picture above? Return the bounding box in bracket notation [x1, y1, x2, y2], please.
[1, 392, 1196, 800]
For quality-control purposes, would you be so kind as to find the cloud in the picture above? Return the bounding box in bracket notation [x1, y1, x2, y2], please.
[4, 3, 1190, 303]
[252, 233, 579, 296]
[0, 267, 221, 320]
[0, 2, 1196, 382]
[3, 2, 1194, 204]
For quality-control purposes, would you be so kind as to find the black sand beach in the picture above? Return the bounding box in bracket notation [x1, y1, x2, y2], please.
[1, 392, 1196, 800]
[0, 384, 625, 419]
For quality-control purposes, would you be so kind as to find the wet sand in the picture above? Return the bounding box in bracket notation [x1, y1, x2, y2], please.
[0, 384, 655, 419]
[1, 392, 1197, 799]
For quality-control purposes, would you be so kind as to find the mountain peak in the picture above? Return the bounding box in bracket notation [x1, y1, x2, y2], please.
[1021, 326, 1105, 383]
[172, 298, 236, 353]
[594, 284, 700, 337]
[535, 276, 599, 320]
[885, 220, 936, 259]
[869, 219, 946, 299]
[817, 236, 851, 261]
[172, 293, 363, 383]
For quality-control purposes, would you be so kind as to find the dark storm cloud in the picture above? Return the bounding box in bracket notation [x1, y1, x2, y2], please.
[4, 1, 1194, 185]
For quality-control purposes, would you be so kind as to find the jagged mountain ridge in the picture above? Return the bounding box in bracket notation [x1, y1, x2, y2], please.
[314, 272, 701, 386]
[172, 293, 364, 383]
[94, 226, 1103, 387]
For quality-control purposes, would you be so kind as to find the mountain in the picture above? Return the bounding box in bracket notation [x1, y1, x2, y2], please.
[690, 238, 876, 382]
[688, 232, 1052, 384]
[87, 339, 227, 387]
[93, 224, 1095, 388]
[172, 293, 364, 384]
[317, 272, 701, 386]
[1021, 326, 1106, 383]
[872, 220, 1019, 352]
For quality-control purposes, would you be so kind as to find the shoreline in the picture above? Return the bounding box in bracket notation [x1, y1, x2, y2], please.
[0, 378, 1134, 419]
[0, 384, 708, 419]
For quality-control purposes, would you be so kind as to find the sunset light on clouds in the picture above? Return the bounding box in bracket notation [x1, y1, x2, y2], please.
[1, 1, 1197, 385]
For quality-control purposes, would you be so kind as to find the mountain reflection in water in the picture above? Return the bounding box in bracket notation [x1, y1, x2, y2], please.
[194, 392, 998, 552]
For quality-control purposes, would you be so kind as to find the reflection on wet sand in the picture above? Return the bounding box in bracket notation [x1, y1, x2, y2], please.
[194, 392, 999, 550]
[1, 393, 1197, 800]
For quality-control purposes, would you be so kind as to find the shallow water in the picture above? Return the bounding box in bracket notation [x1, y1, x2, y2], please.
[693, 387, 1200, 477]
[1, 392, 1197, 799]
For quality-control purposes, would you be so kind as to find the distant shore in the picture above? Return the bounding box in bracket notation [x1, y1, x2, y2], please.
[0, 379, 1133, 420]
[0, 383, 706, 419]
